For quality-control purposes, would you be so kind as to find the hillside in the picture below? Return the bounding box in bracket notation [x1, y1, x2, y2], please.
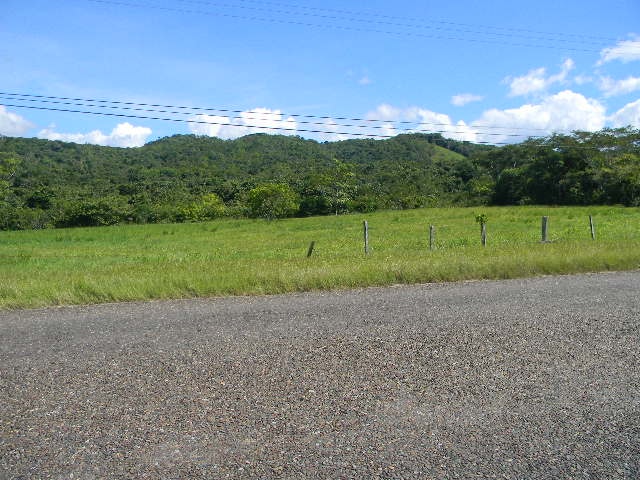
[1, 127, 638, 230]
[0, 133, 491, 229]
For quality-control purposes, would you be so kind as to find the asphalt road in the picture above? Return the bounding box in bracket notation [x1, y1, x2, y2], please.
[1, 272, 639, 479]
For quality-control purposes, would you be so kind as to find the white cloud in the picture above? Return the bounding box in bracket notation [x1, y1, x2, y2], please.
[506, 59, 575, 97]
[363, 90, 608, 145]
[366, 105, 478, 142]
[358, 76, 372, 85]
[598, 35, 640, 65]
[315, 119, 351, 142]
[366, 104, 404, 122]
[574, 75, 593, 86]
[474, 90, 606, 143]
[599, 76, 640, 97]
[0, 105, 34, 136]
[188, 108, 297, 139]
[610, 99, 640, 127]
[413, 109, 478, 142]
[38, 122, 152, 147]
[451, 93, 484, 107]
[188, 114, 232, 137]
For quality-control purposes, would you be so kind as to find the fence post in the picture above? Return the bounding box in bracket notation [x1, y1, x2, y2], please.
[363, 220, 369, 255]
[306, 241, 316, 258]
[589, 215, 595, 240]
[541, 216, 549, 243]
[481, 223, 487, 247]
[429, 225, 435, 251]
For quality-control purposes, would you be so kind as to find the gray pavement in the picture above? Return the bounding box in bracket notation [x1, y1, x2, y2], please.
[1, 271, 639, 479]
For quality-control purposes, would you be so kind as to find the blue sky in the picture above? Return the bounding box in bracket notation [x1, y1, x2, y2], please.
[2, 0, 639, 146]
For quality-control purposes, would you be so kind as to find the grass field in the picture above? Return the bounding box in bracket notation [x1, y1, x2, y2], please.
[1, 206, 640, 309]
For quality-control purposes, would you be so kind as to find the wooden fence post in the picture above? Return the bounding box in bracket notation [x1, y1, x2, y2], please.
[363, 220, 369, 255]
[589, 215, 595, 240]
[429, 225, 435, 251]
[541, 216, 549, 243]
[306, 241, 315, 258]
[481, 223, 487, 247]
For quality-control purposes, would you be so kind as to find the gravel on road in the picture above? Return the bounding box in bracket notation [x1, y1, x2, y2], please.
[1, 271, 639, 479]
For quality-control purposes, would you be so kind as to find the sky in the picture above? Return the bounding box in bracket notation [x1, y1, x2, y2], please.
[1, 0, 640, 147]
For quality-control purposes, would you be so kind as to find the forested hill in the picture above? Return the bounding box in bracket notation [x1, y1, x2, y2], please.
[0, 128, 639, 230]
[0, 133, 493, 229]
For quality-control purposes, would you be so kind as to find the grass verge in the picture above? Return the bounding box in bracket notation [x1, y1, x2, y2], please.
[1, 206, 639, 309]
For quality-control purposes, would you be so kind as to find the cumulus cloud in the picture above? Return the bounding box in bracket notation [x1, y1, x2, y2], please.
[413, 109, 478, 142]
[610, 99, 640, 127]
[366, 104, 404, 122]
[506, 59, 575, 97]
[38, 122, 152, 147]
[187, 114, 232, 138]
[451, 93, 484, 107]
[598, 35, 640, 65]
[599, 76, 640, 97]
[364, 90, 609, 145]
[366, 105, 478, 142]
[315, 119, 353, 142]
[0, 105, 34, 136]
[188, 108, 297, 139]
[474, 90, 606, 143]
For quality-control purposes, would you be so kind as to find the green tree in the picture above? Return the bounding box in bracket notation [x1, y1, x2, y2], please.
[0, 153, 21, 203]
[178, 193, 226, 222]
[55, 196, 132, 227]
[328, 159, 357, 215]
[246, 183, 299, 219]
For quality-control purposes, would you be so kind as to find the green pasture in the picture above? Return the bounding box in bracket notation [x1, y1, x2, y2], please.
[1, 206, 639, 309]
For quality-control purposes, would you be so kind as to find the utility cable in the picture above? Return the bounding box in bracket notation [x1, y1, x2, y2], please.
[174, 0, 616, 47]
[87, 0, 606, 53]
[1, 95, 538, 139]
[4, 102, 535, 145]
[205, 0, 618, 43]
[0, 92, 555, 133]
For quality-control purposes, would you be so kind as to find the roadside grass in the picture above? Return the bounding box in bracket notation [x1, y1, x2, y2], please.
[1, 206, 639, 309]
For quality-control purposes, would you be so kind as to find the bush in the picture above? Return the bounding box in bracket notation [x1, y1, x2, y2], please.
[178, 193, 226, 222]
[246, 183, 299, 219]
[55, 197, 132, 227]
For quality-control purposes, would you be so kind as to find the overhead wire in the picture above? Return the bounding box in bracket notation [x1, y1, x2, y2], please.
[3, 100, 628, 152]
[208, 0, 619, 43]
[3, 94, 627, 149]
[0, 91, 556, 134]
[6, 1, 632, 146]
[5, 102, 537, 145]
[174, 0, 617, 47]
[87, 0, 611, 53]
[1, 93, 554, 144]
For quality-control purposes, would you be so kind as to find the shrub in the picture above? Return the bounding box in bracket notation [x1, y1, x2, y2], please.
[246, 183, 299, 219]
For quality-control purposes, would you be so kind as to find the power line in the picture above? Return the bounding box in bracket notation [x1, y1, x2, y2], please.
[87, 0, 609, 53]
[0, 102, 402, 140]
[3, 97, 624, 150]
[210, 0, 619, 43]
[174, 0, 617, 46]
[0, 91, 555, 134]
[4, 102, 533, 145]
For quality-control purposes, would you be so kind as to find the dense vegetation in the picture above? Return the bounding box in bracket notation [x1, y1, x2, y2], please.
[0, 128, 638, 230]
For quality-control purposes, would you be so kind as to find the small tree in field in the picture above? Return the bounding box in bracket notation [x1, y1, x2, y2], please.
[247, 183, 299, 219]
[475, 213, 488, 246]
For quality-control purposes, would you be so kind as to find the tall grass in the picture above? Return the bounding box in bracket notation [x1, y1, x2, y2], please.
[1, 206, 639, 309]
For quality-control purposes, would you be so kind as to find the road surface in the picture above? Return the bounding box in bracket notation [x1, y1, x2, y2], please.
[1, 272, 639, 478]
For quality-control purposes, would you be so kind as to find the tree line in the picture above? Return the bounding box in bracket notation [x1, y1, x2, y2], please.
[0, 128, 638, 230]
